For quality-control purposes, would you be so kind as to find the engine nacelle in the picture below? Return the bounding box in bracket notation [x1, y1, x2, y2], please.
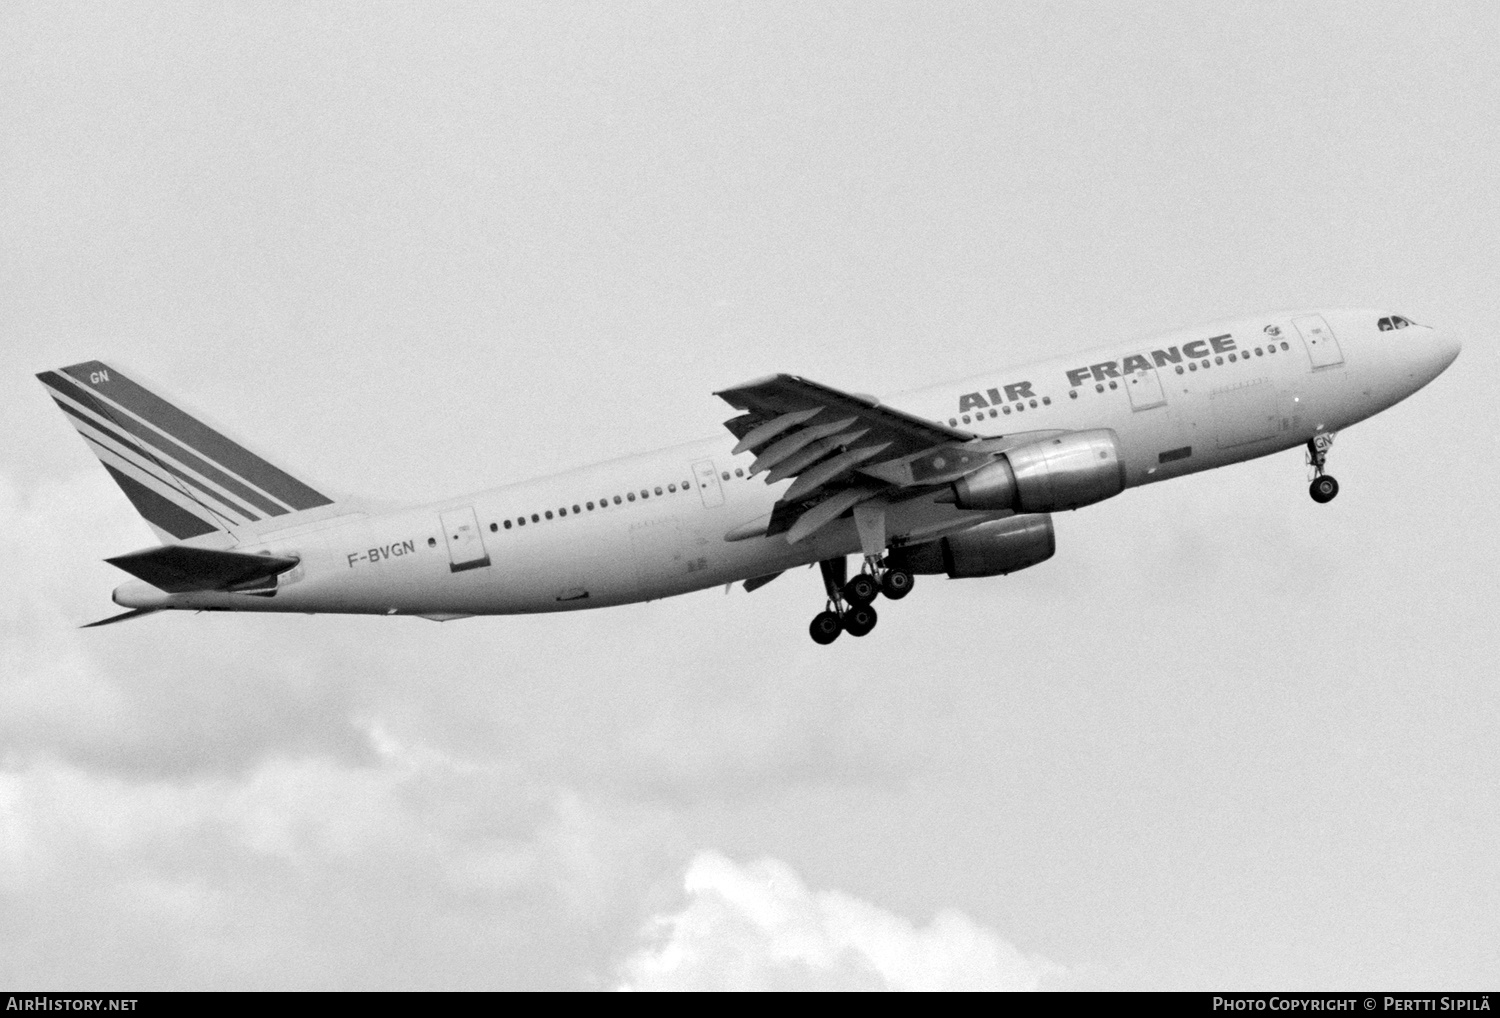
[888, 514, 1055, 579]
[949, 429, 1126, 513]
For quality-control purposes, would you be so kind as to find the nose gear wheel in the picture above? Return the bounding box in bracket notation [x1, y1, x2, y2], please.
[1306, 432, 1339, 503]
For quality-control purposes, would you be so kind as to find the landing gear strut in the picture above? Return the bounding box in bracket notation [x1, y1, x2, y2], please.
[807, 555, 914, 643]
[1307, 432, 1339, 504]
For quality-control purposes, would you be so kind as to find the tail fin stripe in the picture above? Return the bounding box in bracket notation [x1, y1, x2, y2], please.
[59, 362, 333, 512]
[75, 424, 262, 525]
[83, 432, 237, 530]
[87, 435, 241, 530]
[99, 463, 218, 540]
[40, 371, 290, 519]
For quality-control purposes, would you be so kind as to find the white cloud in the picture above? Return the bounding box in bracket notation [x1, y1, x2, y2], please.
[0, 732, 637, 989]
[617, 851, 1062, 991]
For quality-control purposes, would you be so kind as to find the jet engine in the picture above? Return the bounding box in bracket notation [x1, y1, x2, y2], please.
[888, 514, 1055, 579]
[946, 429, 1126, 513]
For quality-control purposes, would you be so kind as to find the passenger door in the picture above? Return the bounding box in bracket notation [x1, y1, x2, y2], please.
[439, 506, 490, 573]
[1293, 315, 1345, 369]
[1125, 365, 1167, 411]
[692, 459, 725, 508]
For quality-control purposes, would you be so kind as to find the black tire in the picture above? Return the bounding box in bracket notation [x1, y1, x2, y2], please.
[880, 568, 914, 600]
[809, 611, 843, 645]
[843, 574, 879, 606]
[1309, 475, 1339, 504]
[843, 604, 878, 637]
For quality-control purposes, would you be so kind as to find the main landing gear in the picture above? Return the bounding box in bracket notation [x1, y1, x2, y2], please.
[1307, 432, 1339, 504]
[807, 555, 915, 644]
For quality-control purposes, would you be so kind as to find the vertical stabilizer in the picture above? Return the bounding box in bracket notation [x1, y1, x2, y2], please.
[36, 360, 337, 544]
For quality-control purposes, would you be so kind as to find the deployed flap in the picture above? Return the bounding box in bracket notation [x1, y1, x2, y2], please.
[106, 545, 300, 593]
[714, 376, 1084, 546]
[715, 374, 976, 543]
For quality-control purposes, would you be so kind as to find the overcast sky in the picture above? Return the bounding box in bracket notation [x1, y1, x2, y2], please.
[3, 1, 1497, 990]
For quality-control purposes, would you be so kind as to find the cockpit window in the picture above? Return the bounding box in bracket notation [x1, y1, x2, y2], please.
[1380, 315, 1413, 331]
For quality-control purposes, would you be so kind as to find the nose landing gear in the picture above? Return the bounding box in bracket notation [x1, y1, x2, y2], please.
[1307, 432, 1339, 504]
[807, 555, 915, 643]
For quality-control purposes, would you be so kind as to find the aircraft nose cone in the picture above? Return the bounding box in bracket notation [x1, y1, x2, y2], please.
[1431, 323, 1462, 373]
[1428, 320, 1464, 376]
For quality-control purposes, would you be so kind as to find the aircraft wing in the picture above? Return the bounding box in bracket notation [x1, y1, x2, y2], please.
[715, 373, 1061, 544]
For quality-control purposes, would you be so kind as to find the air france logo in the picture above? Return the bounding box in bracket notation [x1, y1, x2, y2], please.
[1264, 325, 1282, 337]
[1062, 333, 1237, 388]
[957, 381, 1036, 413]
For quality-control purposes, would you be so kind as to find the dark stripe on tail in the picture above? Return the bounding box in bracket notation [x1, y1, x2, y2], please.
[100, 464, 217, 539]
[80, 432, 255, 526]
[53, 397, 264, 523]
[61, 361, 333, 511]
[39, 371, 288, 519]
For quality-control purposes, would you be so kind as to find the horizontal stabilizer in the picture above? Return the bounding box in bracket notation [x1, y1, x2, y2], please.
[81, 607, 164, 628]
[106, 545, 299, 593]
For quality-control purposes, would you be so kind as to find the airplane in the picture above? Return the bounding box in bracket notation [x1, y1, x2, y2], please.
[37, 308, 1459, 644]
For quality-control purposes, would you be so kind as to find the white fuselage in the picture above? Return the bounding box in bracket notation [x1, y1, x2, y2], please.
[115, 308, 1459, 619]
